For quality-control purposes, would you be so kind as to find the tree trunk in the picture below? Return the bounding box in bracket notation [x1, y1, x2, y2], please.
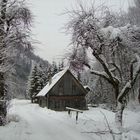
[0, 0, 8, 98]
[114, 85, 119, 106]
[0, 1, 8, 126]
[115, 102, 125, 131]
[114, 85, 125, 131]
[31, 97, 33, 103]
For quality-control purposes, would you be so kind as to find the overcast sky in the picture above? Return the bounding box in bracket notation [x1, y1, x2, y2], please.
[28, 0, 133, 63]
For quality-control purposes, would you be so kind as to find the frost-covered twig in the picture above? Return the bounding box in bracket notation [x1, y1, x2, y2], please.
[100, 110, 115, 140]
[81, 130, 121, 135]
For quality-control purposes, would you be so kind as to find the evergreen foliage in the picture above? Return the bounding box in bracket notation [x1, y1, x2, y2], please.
[26, 64, 49, 102]
[58, 61, 64, 71]
[51, 61, 58, 76]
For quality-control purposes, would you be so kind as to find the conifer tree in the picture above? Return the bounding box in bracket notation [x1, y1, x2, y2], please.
[27, 65, 40, 102]
[51, 61, 58, 76]
[58, 61, 64, 71]
[38, 64, 49, 87]
[26, 64, 49, 102]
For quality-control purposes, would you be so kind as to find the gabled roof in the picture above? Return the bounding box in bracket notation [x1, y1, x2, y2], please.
[36, 67, 69, 97]
[36, 67, 88, 97]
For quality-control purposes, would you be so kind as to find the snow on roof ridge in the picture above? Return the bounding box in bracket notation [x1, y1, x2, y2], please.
[36, 67, 69, 97]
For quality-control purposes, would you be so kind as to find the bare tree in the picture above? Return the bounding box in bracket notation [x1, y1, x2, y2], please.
[66, 4, 140, 131]
[0, 0, 33, 124]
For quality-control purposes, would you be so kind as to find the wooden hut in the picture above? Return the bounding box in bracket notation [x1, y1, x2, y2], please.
[36, 68, 89, 111]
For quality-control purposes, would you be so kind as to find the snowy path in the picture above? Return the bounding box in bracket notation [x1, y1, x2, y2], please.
[0, 100, 93, 140]
[1, 99, 139, 140]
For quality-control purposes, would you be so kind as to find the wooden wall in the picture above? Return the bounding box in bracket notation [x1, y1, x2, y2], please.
[38, 71, 87, 110]
[49, 72, 86, 96]
[48, 96, 87, 110]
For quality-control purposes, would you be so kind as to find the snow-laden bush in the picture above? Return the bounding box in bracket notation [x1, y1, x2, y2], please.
[0, 116, 6, 126]
[7, 114, 20, 123]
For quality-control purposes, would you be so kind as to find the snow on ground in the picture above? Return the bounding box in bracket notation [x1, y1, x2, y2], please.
[0, 99, 139, 140]
[122, 103, 140, 140]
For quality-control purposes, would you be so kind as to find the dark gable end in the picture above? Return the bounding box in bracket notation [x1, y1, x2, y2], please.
[67, 70, 88, 95]
[47, 70, 68, 96]
[47, 70, 88, 96]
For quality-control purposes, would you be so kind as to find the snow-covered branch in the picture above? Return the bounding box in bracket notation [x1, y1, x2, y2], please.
[93, 53, 120, 85]
[109, 62, 122, 81]
[118, 54, 140, 102]
[90, 70, 108, 79]
[109, 67, 116, 73]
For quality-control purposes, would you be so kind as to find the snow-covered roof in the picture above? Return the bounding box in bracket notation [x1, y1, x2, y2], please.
[36, 67, 69, 97]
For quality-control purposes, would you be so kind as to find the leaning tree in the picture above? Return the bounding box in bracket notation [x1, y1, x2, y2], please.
[66, 5, 140, 131]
